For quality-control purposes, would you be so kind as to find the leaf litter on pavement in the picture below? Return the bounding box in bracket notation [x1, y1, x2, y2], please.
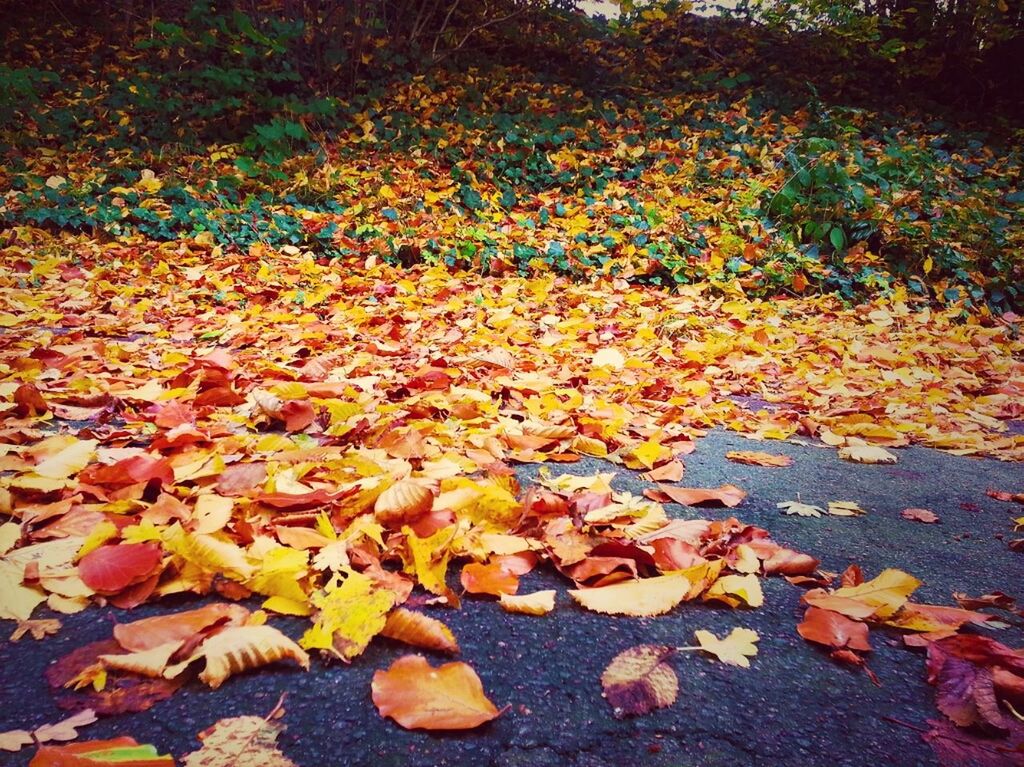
[1, 234, 1023, 758]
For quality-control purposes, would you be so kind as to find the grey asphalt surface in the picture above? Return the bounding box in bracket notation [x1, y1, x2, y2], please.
[2, 429, 1022, 767]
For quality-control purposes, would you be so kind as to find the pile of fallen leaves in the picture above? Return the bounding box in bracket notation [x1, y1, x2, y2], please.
[1, 233, 1024, 764]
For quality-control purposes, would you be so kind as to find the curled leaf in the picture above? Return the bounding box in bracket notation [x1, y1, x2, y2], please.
[381, 608, 459, 654]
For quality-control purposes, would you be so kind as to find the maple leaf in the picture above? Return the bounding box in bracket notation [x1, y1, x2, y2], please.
[371, 655, 501, 730]
[777, 500, 825, 517]
[691, 627, 760, 667]
[600, 645, 678, 718]
[569, 573, 691, 616]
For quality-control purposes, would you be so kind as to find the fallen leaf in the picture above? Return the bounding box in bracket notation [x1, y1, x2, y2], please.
[600, 645, 678, 717]
[797, 606, 872, 652]
[692, 627, 759, 667]
[777, 500, 825, 517]
[460, 562, 519, 596]
[380, 608, 459, 654]
[498, 590, 556, 616]
[702, 573, 764, 608]
[28, 737, 174, 766]
[655, 483, 746, 508]
[726, 451, 793, 467]
[569, 573, 690, 616]
[10, 618, 61, 642]
[196, 625, 310, 688]
[371, 655, 501, 730]
[183, 713, 296, 767]
[78, 543, 163, 595]
[828, 500, 867, 517]
[838, 445, 898, 464]
[902, 508, 940, 523]
[113, 603, 250, 653]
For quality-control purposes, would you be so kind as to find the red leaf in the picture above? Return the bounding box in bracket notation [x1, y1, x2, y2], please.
[78, 543, 163, 595]
[79, 456, 175, 488]
[280, 400, 316, 432]
[15, 383, 49, 417]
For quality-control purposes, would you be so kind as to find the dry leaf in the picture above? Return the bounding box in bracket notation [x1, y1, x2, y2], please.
[569, 574, 690, 617]
[371, 655, 501, 730]
[183, 713, 296, 767]
[29, 737, 174, 765]
[499, 590, 556, 616]
[10, 618, 61, 642]
[902, 508, 940, 523]
[703, 574, 764, 608]
[838, 445, 897, 464]
[197, 625, 310, 688]
[693, 627, 759, 667]
[600, 645, 678, 717]
[828, 501, 866, 517]
[381, 608, 459, 654]
[374, 480, 433, 527]
[655, 484, 746, 508]
[725, 451, 793, 468]
[797, 606, 872, 652]
[777, 500, 825, 517]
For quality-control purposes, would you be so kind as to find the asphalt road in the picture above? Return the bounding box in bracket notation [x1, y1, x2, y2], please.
[2, 430, 1022, 767]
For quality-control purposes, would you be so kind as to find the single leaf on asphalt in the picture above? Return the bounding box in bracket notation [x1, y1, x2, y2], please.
[797, 606, 872, 652]
[569, 574, 691, 616]
[10, 618, 61, 642]
[600, 645, 678, 717]
[778, 500, 825, 517]
[987, 489, 1024, 504]
[197, 625, 310, 689]
[381, 608, 459, 654]
[499, 590, 556, 616]
[838, 445, 897, 464]
[693, 628, 759, 667]
[703, 574, 764, 608]
[183, 714, 296, 767]
[32, 709, 98, 744]
[655, 483, 746, 508]
[28, 737, 174, 766]
[726, 451, 793, 468]
[902, 508, 940, 523]
[371, 655, 501, 730]
[640, 460, 685, 482]
[828, 501, 867, 517]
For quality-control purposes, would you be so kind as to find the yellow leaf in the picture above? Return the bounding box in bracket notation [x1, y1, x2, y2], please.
[194, 625, 308, 689]
[838, 445, 897, 464]
[693, 627, 759, 667]
[499, 590, 556, 616]
[162, 524, 255, 581]
[191, 494, 234, 535]
[569, 574, 690, 617]
[703, 574, 764, 608]
[592, 348, 625, 370]
[0, 561, 46, 621]
[403, 525, 455, 597]
[300, 571, 396, 660]
[33, 439, 98, 479]
[828, 568, 920, 619]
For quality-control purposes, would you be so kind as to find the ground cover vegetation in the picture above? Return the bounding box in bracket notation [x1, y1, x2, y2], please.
[1, 1, 1023, 765]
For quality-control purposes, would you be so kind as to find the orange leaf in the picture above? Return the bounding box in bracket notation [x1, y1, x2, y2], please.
[797, 606, 872, 652]
[640, 460, 685, 482]
[381, 608, 459, 654]
[460, 562, 519, 596]
[78, 544, 163, 596]
[113, 603, 250, 652]
[371, 655, 501, 730]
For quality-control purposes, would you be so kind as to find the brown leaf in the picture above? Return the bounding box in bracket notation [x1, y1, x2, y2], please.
[902, 508, 940, 523]
[600, 645, 678, 718]
[725, 451, 793, 467]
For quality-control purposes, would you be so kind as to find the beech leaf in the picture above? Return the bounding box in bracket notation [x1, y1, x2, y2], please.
[600, 645, 678, 717]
